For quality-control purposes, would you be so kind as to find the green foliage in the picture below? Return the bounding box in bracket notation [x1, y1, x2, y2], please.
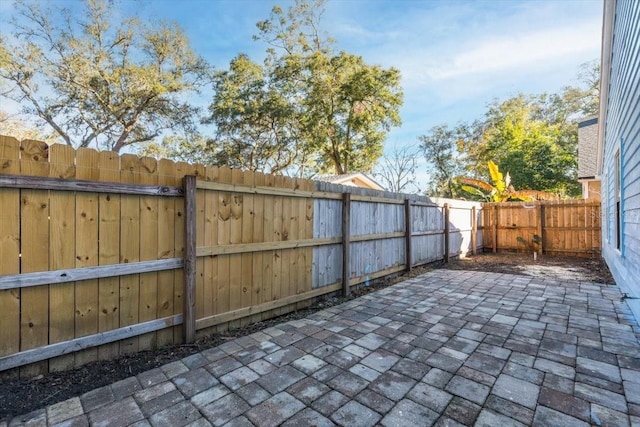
[458, 161, 558, 202]
[419, 124, 465, 197]
[424, 61, 599, 198]
[0, 0, 209, 151]
[205, 0, 403, 176]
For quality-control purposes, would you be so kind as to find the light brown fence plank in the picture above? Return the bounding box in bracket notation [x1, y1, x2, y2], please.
[157, 159, 177, 347]
[228, 169, 244, 328]
[252, 173, 266, 321]
[262, 173, 275, 310]
[280, 177, 293, 304]
[19, 139, 50, 378]
[0, 136, 21, 379]
[48, 144, 77, 372]
[215, 167, 232, 331]
[240, 170, 255, 325]
[119, 154, 141, 354]
[202, 166, 219, 321]
[138, 157, 159, 350]
[97, 151, 121, 360]
[272, 176, 284, 311]
[74, 148, 100, 365]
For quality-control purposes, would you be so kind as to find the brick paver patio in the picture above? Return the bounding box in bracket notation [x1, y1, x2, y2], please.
[5, 270, 640, 426]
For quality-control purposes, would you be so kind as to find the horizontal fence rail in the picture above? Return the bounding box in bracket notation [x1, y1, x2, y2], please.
[0, 135, 599, 377]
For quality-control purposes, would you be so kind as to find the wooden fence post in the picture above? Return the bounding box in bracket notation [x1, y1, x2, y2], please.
[183, 175, 197, 344]
[342, 193, 351, 297]
[405, 199, 412, 271]
[471, 206, 477, 255]
[444, 203, 450, 263]
[537, 204, 545, 255]
[492, 205, 498, 253]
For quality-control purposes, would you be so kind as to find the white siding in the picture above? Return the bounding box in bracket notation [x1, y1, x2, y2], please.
[601, 0, 640, 320]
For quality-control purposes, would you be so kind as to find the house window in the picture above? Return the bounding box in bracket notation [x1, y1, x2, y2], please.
[614, 149, 621, 251]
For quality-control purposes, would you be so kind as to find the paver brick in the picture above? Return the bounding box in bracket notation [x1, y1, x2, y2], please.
[443, 396, 482, 425]
[219, 366, 259, 391]
[200, 394, 249, 427]
[355, 389, 395, 414]
[88, 397, 144, 427]
[47, 398, 83, 425]
[492, 374, 539, 409]
[590, 403, 631, 427]
[134, 382, 177, 404]
[574, 382, 628, 412]
[533, 406, 589, 427]
[263, 346, 305, 367]
[286, 377, 330, 404]
[475, 409, 526, 427]
[332, 400, 381, 427]
[110, 377, 143, 399]
[625, 381, 640, 405]
[205, 357, 242, 377]
[408, 381, 452, 413]
[245, 392, 304, 427]
[292, 354, 327, 374]
[281, 408, 334, 427]
[160, 361, 189, 379]
[148, 401, 200, 427]
[311, 391, 349, 417]
[236, 382, 271, 406]
[139, 390, 184, 418]
[485, 395, 534, 425]
[370, 371, 416, 401]
[190, 385, 230, 409]
[257, 365, 305, 394]
[328, 371, 368, 397]
[446, 375, 490, 405]
[137, 369, 168, 388]
[349, 363, 381, 382]
[173, 368, 218, 397]
[80, 386, 115, 413]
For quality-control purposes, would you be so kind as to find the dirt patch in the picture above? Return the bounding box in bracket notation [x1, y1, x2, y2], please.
[445, 252, 615, 284]
[0, 254, 614, 420]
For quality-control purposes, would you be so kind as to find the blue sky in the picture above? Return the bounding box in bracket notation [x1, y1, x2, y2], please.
[141, 0, 603, 145]
[1, 0, 603, 183]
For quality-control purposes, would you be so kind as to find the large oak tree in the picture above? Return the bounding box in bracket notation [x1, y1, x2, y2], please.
[0, 0, 209, 151]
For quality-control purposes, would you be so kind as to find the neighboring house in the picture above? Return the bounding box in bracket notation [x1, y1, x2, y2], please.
[316, 173, 385, 191]
[577, 116, 601, 199]
[597, 0, 640, 321]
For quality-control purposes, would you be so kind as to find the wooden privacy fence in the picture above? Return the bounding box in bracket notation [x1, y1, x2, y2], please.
[0, 136, 482, 378]
[482, 200, 602, 256]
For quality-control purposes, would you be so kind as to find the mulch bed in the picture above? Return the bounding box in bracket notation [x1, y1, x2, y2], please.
[0, 253, 614, 420]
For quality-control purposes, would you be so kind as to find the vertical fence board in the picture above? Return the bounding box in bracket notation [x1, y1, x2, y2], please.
[280, 177, 293, 302]
[194, 164, 205, 322]
[202, 166, 219, 320]
[251, 173, 265, 320]
[272, 176, 284, 311]
[119, 154, 141, 354]
[97, 151, 121, 359]
[215, 167, 232, 330]
[74, 148, 99, 365]
[0, 136, 21, 379]
[240, 170, 255, 322]
[228, 169, 244, 327]
[138, 157, 159, 350]
[156, 159, 176, 347]
[262, 174, 275, 305]
[19, 139, 50, 378]
[48, 144, 77, 372]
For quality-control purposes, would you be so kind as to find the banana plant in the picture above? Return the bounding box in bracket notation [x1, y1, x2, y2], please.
[457, 161, 557, 202]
